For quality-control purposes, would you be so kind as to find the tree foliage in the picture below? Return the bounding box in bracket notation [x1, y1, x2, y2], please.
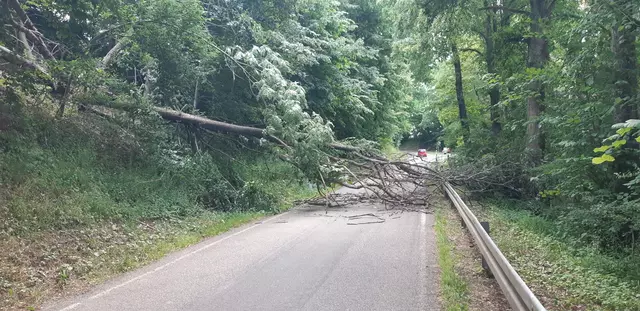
[2, 0, 639, 251]
[388, 0, 640, 249]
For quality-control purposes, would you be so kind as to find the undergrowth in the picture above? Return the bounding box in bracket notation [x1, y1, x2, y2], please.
[435, 209, 469, 311]
[0, 106, 317, 310]
[0, 106, 312, 232]
[483, 200, 640, 311]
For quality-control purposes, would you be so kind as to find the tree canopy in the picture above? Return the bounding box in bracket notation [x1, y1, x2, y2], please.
[1, 0, 639, 249]
[387, 0, 640, 249]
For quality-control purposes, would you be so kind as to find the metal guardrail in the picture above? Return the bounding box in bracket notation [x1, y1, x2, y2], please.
[443, 182, 546, 311]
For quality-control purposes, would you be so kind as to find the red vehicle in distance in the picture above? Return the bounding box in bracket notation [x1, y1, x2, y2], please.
[417, 149, 427, 158]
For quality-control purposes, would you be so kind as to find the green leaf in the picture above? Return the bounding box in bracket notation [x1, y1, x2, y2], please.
[602, 154, 615, 162]
[605, 134, 621, 141]
[594, 154, 615, 164]
[636, 136, 640, 143]
[593, 145, 611, 153]
[611, 140, 627, 148]
[616, 127, 632, 135]
[592, 154, 615, 165]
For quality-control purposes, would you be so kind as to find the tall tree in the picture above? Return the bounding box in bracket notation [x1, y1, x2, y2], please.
[484, 2, 501, 135]
[610, 0, 638, 123]
[525, 0, 553, 164]
[451, 42, 470, 139]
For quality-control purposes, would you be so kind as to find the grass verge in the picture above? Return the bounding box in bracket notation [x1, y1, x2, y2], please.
[435, 208, 469, 311]
[481, 202, 640, 311]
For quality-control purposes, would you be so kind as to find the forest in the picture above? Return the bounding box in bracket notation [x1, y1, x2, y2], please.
[0, 0, 639, 309]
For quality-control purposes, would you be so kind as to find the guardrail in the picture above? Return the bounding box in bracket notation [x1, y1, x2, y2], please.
[443, 182, 546, 311]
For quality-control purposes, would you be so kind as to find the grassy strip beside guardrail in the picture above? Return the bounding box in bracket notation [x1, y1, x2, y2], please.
[444, 183, 546, 311]
[483, 203, 640, 311]
[435, 208, 469, 311]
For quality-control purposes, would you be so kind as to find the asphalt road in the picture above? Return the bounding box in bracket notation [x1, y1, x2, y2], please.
[45, 188, 439, 311]
[403, 150, 451, 163]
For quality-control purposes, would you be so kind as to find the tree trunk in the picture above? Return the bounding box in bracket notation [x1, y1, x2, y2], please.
[6, 2, 55, 61]
[193, 79, 199, 109]
[99, 39, 126, 69]
[452, 43, 469, 141]
[189, 79, 201, 152]
[144, 68, 153, 98]
[610, 0, 639, 192]
[525, 0, 550, 164]
[56, 76, 72, 118]
[489, 87, 501, 135]
[17, 21, 35, 62]
[611, 2, 638, 123]
[484, 3, 501, 135]
[0, 44, 50, 77]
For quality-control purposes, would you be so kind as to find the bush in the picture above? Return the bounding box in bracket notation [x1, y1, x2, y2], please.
[557, 199, 640, 249]
[0, 106, 295, 232]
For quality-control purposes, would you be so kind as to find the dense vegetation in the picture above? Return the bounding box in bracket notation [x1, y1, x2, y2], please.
[1, 0, 415, 225]
[0, 0, 415, 308]
[0, 0, 639, 308]
[484, 199, 640, 310]
[390, 0, 640, 307]
[388, 0, 640, 253]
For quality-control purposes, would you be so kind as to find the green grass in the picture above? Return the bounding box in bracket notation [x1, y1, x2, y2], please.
[0, 109, 316, 231]
[483, 202, 640, 311]
[435, 209, 469, 311]
[0, 115, 203, 232]
[233, 157, 317, 213]
[94, 211, 266, 277]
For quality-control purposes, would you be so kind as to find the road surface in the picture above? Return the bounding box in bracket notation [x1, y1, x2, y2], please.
[402, 150, 451, 163]
[44, 189, 439, 311]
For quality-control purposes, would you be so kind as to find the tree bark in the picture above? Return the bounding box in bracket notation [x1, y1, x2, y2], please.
[8, 13, 55, 60]
[6, 0, 37, 31]
[611, 0, 638, 123]
[0, 44, 49, 75]
[189, 79, 201, 152]
[144, 67, 153, 98]
[153, 107, 263, 136]
[452, 43, 469, 141]
[484, 2, 501, 135]
[525, 0, 550, 164]
[193, 79, 199, 109]
[17, 22, 35, 62]
[56, 76, 72, 118]
[489, 86, 501, 135]
[609, 0, 639, 192]
[98, 39, 126, 69]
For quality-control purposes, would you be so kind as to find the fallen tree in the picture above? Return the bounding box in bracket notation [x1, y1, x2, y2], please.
[74, 93, 441, 207]
[0, 2, 518, 209]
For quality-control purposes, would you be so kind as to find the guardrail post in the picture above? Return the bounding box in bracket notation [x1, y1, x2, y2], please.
[480, 221, 493, 277]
